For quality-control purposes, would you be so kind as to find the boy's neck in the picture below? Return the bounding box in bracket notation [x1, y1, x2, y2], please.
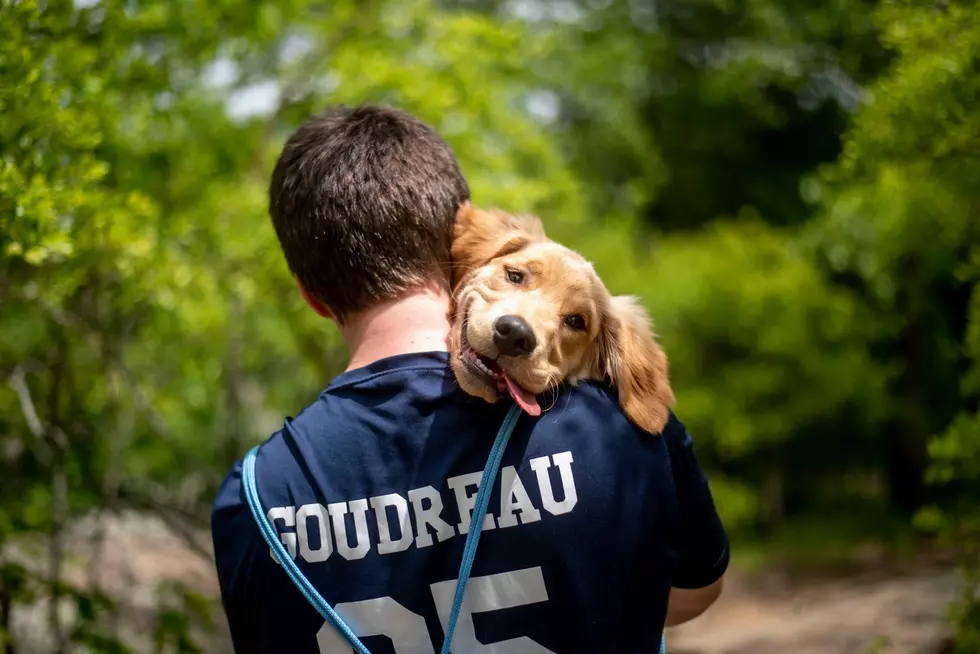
[339, 287, 452, 372]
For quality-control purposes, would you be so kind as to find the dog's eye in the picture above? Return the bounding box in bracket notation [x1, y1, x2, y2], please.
[505, 269, 524, 285]
[564, 314, 587, 331]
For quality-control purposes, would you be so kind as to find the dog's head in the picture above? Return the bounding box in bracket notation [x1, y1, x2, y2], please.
[449, 204, 674, 434]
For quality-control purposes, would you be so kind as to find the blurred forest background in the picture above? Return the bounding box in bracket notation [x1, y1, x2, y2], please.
[2, 0, 980, 652]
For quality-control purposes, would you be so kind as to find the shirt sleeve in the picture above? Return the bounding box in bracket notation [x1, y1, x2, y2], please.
[210, 459, 261, 654]
[664, 413, 730, 589]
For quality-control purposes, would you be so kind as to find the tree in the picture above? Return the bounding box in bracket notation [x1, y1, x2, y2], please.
[808, 0, 980, 646]
[809, 0, 980, 513]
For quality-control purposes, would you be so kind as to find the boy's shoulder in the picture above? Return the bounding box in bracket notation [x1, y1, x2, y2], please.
[540, 379, 689, 448]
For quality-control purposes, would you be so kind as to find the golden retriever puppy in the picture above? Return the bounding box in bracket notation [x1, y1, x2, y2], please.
[449, 204, 675, 435]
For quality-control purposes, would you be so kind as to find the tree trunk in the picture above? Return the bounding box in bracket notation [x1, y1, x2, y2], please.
[888, 265, 929, 513]
[0, 580, 15, 654]
[223, 295, 245, 468]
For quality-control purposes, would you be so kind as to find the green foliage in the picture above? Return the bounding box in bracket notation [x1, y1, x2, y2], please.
[809, 0, 980, 647]
[0, 0, 108, 265]
[152, 583, 215, 654]
[642, 219, 884, 459]
[68, 587, 131, 654]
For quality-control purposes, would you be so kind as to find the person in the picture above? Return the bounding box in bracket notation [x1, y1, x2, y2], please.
[210, 104, 728, 654]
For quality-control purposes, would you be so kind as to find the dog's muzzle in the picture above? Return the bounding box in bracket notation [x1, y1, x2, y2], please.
[492, 315, 537, 357]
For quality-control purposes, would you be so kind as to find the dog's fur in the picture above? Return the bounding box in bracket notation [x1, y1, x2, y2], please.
[449, 204, 675, 435]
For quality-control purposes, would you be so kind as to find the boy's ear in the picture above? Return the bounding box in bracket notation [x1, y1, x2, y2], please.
[296, 277, 334, 320]
[592, 295, 675, 435]
[451, 204, 547, 292]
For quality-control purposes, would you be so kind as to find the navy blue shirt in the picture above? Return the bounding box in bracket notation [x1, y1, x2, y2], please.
[211, 351, 728, 654]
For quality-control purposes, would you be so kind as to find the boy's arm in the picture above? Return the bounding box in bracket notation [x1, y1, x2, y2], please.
[665, 579, 724, 626]
[211, 460, 260, 654]
[663, 413, 729, 626]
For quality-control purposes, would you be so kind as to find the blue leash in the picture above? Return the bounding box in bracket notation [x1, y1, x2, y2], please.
[243, 442, 369, 652]
[243, 403, 666, 654]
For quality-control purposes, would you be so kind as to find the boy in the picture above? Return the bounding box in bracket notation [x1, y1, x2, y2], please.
[211, 104, 728, 653]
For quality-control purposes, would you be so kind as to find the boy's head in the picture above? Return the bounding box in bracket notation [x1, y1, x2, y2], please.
[269, 104, 469, 323]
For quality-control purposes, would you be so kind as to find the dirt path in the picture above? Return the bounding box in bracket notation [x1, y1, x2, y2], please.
[667, 566, 960, 654]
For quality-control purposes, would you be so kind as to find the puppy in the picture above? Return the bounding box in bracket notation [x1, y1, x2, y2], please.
[449, 204, 675, 435]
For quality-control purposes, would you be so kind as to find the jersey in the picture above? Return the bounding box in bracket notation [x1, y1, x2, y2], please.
[211, 351, 729, 654]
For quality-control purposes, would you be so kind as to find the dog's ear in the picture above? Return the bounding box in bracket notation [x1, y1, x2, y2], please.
[592, 295, 675, 435]
[451, 204, 547, 292]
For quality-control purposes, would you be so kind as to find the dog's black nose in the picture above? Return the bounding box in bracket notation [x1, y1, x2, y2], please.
[493, 315, 537, 357]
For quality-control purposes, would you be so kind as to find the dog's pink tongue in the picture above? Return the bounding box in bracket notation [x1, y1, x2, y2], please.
[502, 374, 541, 416]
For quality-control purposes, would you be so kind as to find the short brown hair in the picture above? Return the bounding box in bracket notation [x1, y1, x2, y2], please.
[269, 104, 469, 321]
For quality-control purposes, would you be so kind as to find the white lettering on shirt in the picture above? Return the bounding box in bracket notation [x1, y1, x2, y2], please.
[268, 451, 577, 563]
